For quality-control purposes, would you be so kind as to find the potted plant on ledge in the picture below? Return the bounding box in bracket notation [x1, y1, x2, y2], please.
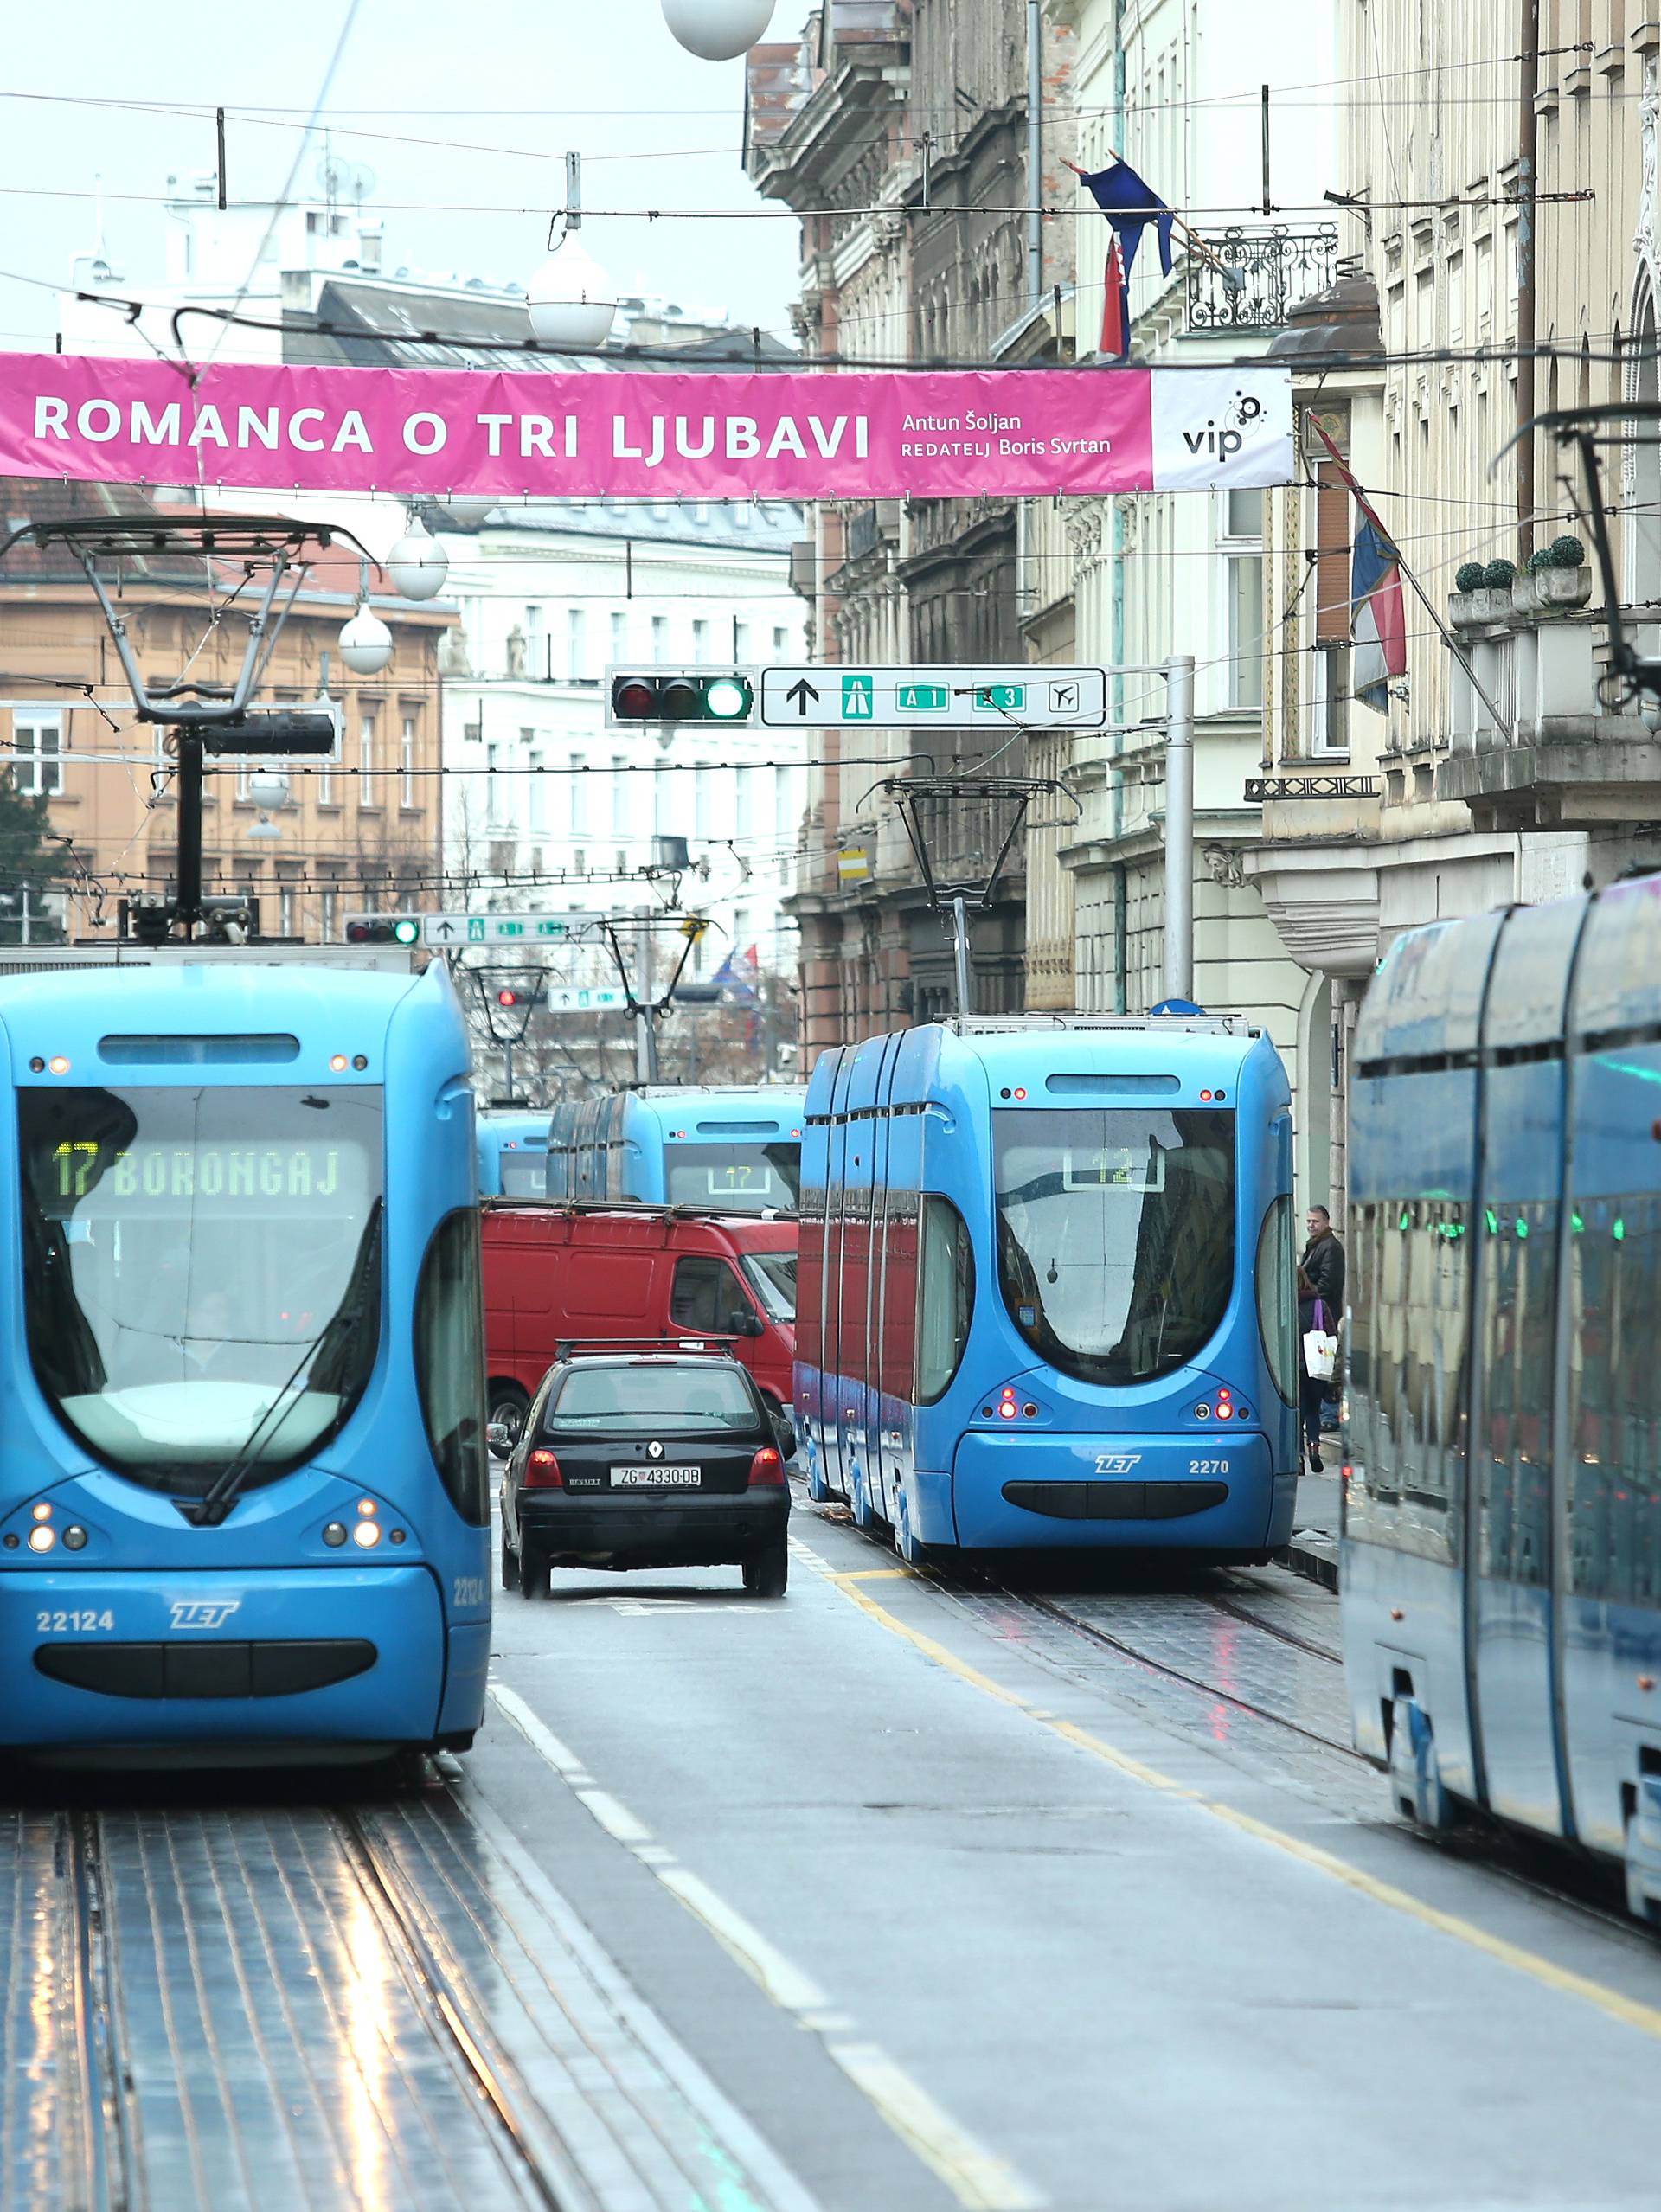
[1525, 534, 1592, 611]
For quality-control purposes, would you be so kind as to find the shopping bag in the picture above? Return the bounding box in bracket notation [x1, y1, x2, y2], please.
[1302, 1297, 1337, 1381]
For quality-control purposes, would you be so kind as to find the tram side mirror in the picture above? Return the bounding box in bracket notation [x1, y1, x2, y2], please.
[487, 1422, 514, 1455]
[728, 1308, 766, 1338]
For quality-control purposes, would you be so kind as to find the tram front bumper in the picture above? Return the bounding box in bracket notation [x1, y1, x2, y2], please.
[2, 1565, 447, 1755]
[951, 1430, 1284, 1553]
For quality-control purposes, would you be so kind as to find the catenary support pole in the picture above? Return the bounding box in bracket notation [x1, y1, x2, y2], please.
[175, 728, 204, 933]
[1163, 655, 1195, 1003]
[1516, 0, 1540, 561]
[1027, 0, 1044, 313]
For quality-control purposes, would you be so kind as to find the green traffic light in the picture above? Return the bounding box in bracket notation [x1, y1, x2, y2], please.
[393, 918, 420, 946]
[704, 676, 751, 721]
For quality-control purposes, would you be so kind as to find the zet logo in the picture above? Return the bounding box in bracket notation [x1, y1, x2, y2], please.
[1093, 1453, 1141, 1477]
[170, 1598, 241, 1631]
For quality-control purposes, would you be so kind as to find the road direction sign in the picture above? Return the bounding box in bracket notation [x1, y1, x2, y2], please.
[421, 911, 604, 947]
[759, 665, 1107, 730]
[543, 986, 626, 1011]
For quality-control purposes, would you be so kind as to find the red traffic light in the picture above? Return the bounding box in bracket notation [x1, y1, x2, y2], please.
[614, 679, 655, 720]
[496, 988, 519, 1008]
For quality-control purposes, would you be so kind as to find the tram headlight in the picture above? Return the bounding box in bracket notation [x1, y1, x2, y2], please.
[62, 1526, 87, 1551]
[351, 1519, 382, 1549]
[322, 1522, 348, 1548]
[27, 1525, 55, 1553]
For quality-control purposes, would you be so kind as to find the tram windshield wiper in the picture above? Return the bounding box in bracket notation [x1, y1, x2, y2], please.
[180, 1200, 383, 1529]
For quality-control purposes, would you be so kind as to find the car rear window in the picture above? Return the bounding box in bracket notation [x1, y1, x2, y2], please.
[549, 1363, 757, 1430]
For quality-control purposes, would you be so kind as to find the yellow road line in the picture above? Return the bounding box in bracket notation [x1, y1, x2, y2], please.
[818, 1568, 1661, 2044]
[823, 1567, 916, 1582]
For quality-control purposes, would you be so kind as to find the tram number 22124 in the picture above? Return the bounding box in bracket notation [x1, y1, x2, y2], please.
[36, 1609, 116, 1632]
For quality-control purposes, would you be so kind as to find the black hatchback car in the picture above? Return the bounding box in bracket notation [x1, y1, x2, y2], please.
[496, 1352, 794, 1599]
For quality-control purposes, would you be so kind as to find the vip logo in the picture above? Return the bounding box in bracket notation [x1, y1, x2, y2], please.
[169, 1599, 241, 1631]
[1093, 1453, 1141, 1477]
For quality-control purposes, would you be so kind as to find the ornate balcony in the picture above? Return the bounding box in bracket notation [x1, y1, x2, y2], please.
[1187, 226, 1342, 333]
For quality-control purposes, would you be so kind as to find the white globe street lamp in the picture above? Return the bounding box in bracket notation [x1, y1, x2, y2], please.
[339, 606, 394, 676]
[661, 0, 775, 60]
[386, 513, 449, 601]
[527, 234, 618, 350]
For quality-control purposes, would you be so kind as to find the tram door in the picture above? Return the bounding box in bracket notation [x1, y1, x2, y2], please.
[1465, 899, 1584, 1837]
[822, 1053, 857, 1504]
[866, 1035, 904, 1525]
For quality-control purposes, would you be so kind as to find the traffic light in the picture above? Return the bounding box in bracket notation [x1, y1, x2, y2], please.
[607, 670, 754, 727]
[343, 914, 421, 946]
[495, 986, 523, 1009]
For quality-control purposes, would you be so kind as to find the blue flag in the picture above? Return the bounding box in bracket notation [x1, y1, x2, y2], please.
[1073, 158, 1175, 356]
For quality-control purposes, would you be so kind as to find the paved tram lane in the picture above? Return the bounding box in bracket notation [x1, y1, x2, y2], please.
[471, 1492, 1661, 2212]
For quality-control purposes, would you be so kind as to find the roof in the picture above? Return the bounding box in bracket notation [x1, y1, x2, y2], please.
[1267, 272, 1384, 362]
[291, 279, 798, 377]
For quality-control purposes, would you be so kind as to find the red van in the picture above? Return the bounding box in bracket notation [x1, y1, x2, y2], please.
[481, 1202, 798, 1444]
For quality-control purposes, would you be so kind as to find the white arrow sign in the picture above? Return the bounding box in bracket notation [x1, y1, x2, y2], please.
[543, 987, 627, 1011]
[759, 664, 1107, 731]
[422, 912, 605, 947]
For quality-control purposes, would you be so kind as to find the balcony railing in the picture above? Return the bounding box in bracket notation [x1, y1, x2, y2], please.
[1187, 226, 1341, 333]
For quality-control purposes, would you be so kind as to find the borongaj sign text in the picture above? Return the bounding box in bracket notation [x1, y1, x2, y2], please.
[0, 355, 1295, 500]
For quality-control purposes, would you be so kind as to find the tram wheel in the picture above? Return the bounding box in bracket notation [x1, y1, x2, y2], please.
[520, 1550, 552, 1601]
[743, 1540, 789, 1598]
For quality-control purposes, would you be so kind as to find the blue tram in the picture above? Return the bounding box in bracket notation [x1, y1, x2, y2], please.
[546, 1085, 805, 1214]
[0, 958, 490, 1762]
[795, 1016, 1299, 1562]
[1343, 876, 1661, 1917]
[476, 1108, 548, 1198]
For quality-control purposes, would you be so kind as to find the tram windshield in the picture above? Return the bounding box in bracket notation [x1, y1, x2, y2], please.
[994, 1106, 1235, 1387]
[18, 1085, 383, 1496]
[663, 1141, 801, 1212]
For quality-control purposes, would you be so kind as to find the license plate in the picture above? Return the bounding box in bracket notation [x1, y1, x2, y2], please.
[610, 1466, 702, 1487]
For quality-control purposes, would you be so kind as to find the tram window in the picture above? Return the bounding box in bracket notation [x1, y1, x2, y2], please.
[664, 1142, 801, 1211]
[1478, 1196, 1555, 1587]
[1346, 1196, 1464, 1564]
[1568, 1194, 1661, 1606]
[1254, 1194, 1297, 1406]
[414, 1208, 489, 1525]
[20, 1084, 383, 1497]
[916, 1196, 974, 1403]
[993, 1107, 1233, 1388]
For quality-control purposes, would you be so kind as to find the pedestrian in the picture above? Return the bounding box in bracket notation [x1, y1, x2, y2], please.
[1299, 1205, 1345, 1474]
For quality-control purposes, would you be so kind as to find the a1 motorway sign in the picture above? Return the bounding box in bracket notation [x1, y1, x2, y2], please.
[421, 911, 604, 947]
[759, 665, 1107, 731]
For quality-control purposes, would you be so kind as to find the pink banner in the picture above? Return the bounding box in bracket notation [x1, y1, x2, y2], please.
[0, 354, 1294, 502]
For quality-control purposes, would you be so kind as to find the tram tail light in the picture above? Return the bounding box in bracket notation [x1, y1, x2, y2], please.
[747, 1446, 785, 1487]
[524, 1448, 564, 1489]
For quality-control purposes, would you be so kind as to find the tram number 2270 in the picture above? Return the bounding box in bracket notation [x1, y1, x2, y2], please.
[36, 1609, 116, 1632]
[1187, 1459, 1229, 1477]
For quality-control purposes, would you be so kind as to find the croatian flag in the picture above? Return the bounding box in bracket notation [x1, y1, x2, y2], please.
[711, 944, 761, 1003]
[1351, 511, 1408, 714]
[1070, 158, 1174, 360]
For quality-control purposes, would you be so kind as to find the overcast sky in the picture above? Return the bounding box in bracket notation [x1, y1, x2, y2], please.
[0, 0, 804, 353]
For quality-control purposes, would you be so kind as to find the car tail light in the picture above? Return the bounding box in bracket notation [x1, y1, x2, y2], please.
[747, 1447, 785, 1487]
[524, 1448, 563, 1488]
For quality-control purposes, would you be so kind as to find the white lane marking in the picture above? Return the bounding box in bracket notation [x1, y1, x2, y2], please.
[489, 1679, 1047, 2212]
[654, 1867, 832, 2012]
[827, 2043, 1048, 2212]
[455, 1777, 824, 2212]
[575, 1788, 653, 1844]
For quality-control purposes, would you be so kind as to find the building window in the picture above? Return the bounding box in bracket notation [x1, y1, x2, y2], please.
[529, 751, 546, 833]
[401, 714, 418, 806]
[651, 614, 670, 661]
[13, 707, 63, 797]
[485, 742, 500, 825]
[567, 607, 587, 682]
[569, 753, 588, 835]
[279, 882, 295, 938]
[694, 763, 712, 837]
[734, 619, 751, 664]
[691, 619, 710, 664]
[772, 625, 789, 657]
[611, 755, 629, 835]
[321, 888, 337, 940]
[1310, 644, 1351, 760]
[1222, 489, 1266, 713]
[610, 610, 627, 664]
[358, 710, 378, 805]
[526, 606, 546, 679]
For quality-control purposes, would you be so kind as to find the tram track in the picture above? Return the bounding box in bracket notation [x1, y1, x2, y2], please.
[60, 1811, 136, 2212]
